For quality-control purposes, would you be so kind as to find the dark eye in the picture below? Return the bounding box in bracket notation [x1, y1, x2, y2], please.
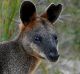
[52, 34, 58, 43]
[54, 34, 57, 40]
[34, 35, 42, 42]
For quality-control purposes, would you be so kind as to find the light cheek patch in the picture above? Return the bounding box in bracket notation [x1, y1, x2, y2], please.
[30, 43, 40, 53]
[30, 43, 46, 59]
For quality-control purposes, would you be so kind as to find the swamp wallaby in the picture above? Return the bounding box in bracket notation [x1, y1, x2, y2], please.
[0, 1, 62, 74]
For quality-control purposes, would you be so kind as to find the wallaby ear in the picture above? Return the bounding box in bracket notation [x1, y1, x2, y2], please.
[41, 4, 62, 23]
[20, 1, 36, 25]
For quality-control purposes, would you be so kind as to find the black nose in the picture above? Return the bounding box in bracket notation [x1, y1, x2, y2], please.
[48, 52, 59, 62]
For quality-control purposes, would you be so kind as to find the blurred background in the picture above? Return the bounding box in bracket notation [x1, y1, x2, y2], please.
[0, 0, 80, 74]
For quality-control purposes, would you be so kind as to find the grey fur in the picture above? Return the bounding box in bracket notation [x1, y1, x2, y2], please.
[0, 41, 38, 74]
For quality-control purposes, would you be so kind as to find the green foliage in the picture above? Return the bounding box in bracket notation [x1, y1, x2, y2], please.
[0, 0, 20, 41]
[54, 69, 62, 74]
[40, 62, 48, 74]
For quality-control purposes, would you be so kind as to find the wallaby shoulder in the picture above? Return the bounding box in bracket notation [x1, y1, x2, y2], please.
[0, 40, 40, 74]
[0, 40, 19, 57]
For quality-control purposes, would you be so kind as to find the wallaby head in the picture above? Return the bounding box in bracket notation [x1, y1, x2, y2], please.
[18, 1, 62, 62]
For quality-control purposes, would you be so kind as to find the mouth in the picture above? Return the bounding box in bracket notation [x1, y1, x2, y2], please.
[47, 54, 59, 62]
[38, 52, 46, 59]
[38, 52, 59, 62]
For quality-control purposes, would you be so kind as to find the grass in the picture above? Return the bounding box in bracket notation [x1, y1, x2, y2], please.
[0, 0, 20, 41]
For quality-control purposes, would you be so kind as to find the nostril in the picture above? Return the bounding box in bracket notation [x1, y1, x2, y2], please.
[49, 52, 59, 57]
[48, 52, 59, 62]
[50, 52, 55, 57]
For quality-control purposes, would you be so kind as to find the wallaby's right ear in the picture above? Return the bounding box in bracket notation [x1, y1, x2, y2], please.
[20, 1, 36, 26]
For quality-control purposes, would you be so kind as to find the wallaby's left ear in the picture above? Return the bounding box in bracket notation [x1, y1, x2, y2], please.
[41, 4, 62, 23]
[20, 1, 36, 25]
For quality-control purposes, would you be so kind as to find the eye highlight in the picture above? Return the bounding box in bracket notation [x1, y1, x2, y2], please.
[34, 35, 42, 43]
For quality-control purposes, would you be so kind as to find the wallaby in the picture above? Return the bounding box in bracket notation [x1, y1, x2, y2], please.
[0, 1, 62, 74]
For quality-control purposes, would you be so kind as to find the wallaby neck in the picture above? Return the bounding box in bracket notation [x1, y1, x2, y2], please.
[14, 40, 41, 74]
[18, 40, 41, 74]
[0, 40, 40, 74]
